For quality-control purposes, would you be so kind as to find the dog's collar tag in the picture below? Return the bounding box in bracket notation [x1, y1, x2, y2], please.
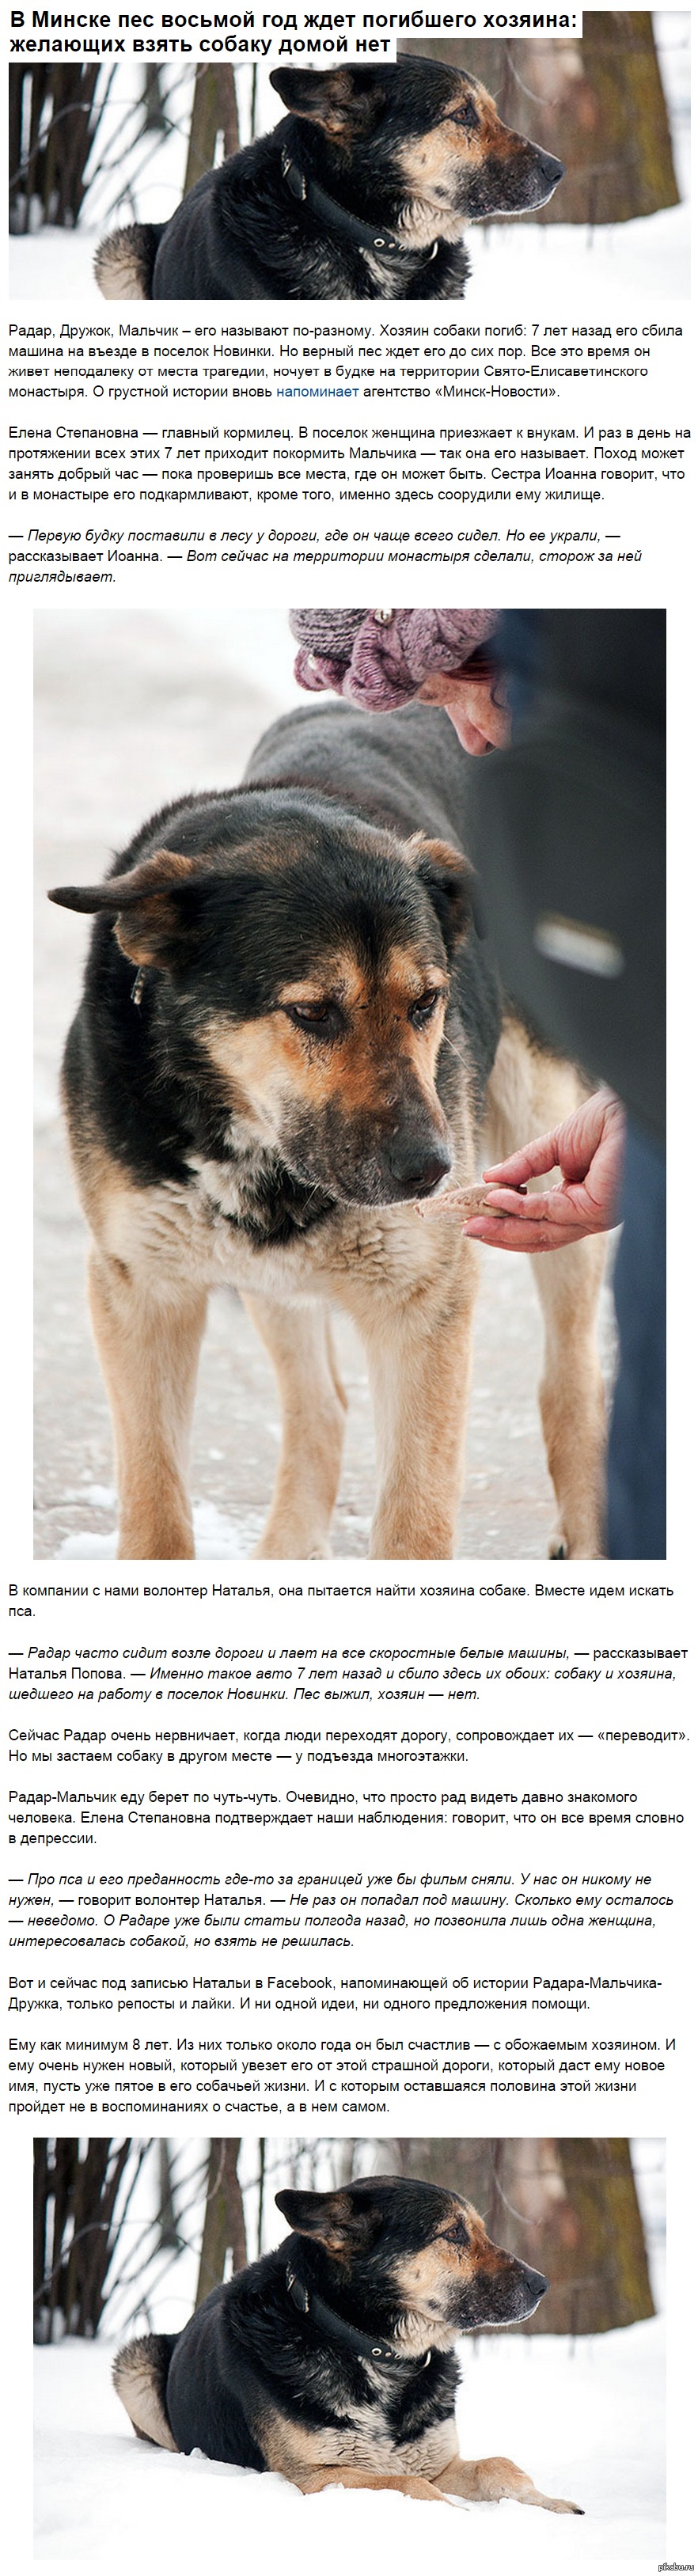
[131, 967, 147, 1007]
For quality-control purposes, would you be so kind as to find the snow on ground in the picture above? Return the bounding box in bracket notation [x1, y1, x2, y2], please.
[9, 200, 690, 304]
[57, 1494, 267, 1560]
[34, 2315, 665, 2563]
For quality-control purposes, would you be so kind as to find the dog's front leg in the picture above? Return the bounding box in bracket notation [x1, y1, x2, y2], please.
[286, 2467, 452, 2504]
[88, 1249, 207, 1559]
[355, 1246, 478, 1558]
[434, 2453, 582, 2513]
[531, 1237, 607, 1559]
[241, 1292, 347, 1558]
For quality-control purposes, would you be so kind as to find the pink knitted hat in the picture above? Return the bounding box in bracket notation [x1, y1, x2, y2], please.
[290, 608, 498, 711]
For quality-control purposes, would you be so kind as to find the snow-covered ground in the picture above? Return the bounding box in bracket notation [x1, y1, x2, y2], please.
[34, 2312, 665, 2563]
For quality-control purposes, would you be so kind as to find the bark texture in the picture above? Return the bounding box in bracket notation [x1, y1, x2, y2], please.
[184, 67, 240, 195]
[195, 2140, 248, 2304]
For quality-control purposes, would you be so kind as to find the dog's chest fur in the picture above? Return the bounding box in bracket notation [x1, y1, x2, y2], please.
[101, 1153, 464, 1315]
[265, 2383, 457, 2479]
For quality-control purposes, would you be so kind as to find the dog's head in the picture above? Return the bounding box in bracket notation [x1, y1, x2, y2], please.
[50, 798, 475, 1208]
[270, 59, 563, 237]
[275, 2176, 548, 2350]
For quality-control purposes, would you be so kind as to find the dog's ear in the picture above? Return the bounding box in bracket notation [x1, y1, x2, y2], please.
[270, 65, 383, 132]
[406, 834, 475, 957]
[49, 849, 209, 970]
[275, 2187, 377, 2254]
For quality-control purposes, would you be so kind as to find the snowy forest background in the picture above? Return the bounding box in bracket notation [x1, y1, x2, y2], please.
[10, 16, 691, 301]
[34, 2135, 666, 2560]
[33, 2133, 663, 2344]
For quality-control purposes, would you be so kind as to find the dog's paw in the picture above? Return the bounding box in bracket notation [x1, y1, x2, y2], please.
[548, 1533, 568, 1559]
[415, 1182, 491, 1225]
[546, 2499, 584, 2515]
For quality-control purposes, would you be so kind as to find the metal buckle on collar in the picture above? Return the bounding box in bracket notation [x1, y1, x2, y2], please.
[281, 147, 307, 203]
[364, 230, 401, 257]
[286, 2264, 309, 2314]
[369, 231, 438, 260]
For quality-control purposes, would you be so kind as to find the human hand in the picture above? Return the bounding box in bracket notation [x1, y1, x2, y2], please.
[463, 1090, 626, 1252]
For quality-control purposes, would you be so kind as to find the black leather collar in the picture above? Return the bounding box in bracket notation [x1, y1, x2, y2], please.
[285, 2263, 431, 2369]
[280, 146, 438, 265]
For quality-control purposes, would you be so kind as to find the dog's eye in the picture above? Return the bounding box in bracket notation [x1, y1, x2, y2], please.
[409, 989, 441, 1029]
[448, 100, 480, 132]
[285, 1000, 341, 1038]
[445, 2218, 471, 2245]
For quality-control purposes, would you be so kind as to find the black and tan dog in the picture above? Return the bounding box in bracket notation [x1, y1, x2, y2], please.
[94, 59, 563, 302]
[49, 699, 605, 1562]
[112, 2176, 581, 2510]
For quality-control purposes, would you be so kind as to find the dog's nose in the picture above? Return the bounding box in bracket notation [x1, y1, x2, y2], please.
[541, 154, 564, 185]
[389, 1144, 451, 1198]
[521, 2265, 548, 2304]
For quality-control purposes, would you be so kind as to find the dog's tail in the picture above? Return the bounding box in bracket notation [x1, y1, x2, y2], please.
[94, 222, 164, 300]
[112, 2332, 179, 2449]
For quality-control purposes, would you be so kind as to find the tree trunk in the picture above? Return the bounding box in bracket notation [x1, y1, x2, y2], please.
[33, 2140, 51, 2327]
[47, 2141, 79, 2335]
[530, 2138, 654, 2333]
[9, 66, 105, 230]
[43, 66, 101, 226]
[157, 2142, 180, 2252]
[9, 69, 32, 226]
[142, 68, 167, 134]
[62, 2138, 132, 2335]
[195, 2142, 247, 2305]
[34, 2138, 136, 2339]
[400, 18, 678, 222]
[184, 67, 240, 195]
[394, 2137, 654, 2333]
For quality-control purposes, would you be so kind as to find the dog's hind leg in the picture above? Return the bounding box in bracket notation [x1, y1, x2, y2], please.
[94, 222, 162, 298]
[241, 1293, 347, 1557]
[112, 2335, 178, 2451]
[88, 1250, 207, 1560]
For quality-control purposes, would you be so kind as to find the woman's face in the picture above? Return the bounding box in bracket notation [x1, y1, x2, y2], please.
[417, 668, 510, 755]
